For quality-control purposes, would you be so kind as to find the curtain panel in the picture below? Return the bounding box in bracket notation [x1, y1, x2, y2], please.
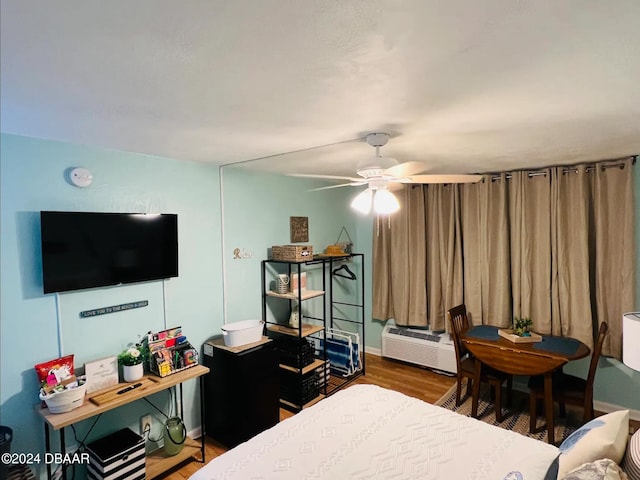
[372, 157, 635, 358]
[591, 161, 635, 357]
[372, 186, 428, 327]
[465, 173, 513, 328]
[424, 185, 463, 332]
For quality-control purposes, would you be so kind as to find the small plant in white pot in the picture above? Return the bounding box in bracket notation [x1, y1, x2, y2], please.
[118, 343, 148, 382]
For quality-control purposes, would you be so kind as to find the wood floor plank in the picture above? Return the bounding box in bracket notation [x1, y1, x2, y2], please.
[160, 353, 456, 479]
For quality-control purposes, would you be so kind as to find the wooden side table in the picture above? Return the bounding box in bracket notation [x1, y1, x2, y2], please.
[38, 364, 209, 480]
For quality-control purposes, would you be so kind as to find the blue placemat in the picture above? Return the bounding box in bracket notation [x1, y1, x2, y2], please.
[533, 336, 581, 356]
[465, 325, 500, 341]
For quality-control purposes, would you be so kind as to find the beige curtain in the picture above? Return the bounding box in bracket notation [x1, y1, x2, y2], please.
[460, 182, 483, 324]
[549, 159, 634, 355]
[372, 186, 428, 327]
[591, 159, 635, 357]
[551, 165, 592, 342]
[425, 184, 463, 331]
[509, 169, 553, 332]
[372, 157, 635, 358]
[461, 174, 512, 327]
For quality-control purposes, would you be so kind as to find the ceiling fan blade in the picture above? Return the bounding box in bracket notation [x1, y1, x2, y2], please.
[387, 182, 406, 192]
[288, 173, 363, 182]
[383, 161, 429, 178]
[404, 174, 483, 184]
[310, 182, 366, 191]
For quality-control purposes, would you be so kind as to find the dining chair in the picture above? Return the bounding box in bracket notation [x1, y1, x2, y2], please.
[448, 304, 512, 422]
[528, 321, 609, 432]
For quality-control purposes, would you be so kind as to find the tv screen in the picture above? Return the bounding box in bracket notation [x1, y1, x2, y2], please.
[40, 211, 178, 294]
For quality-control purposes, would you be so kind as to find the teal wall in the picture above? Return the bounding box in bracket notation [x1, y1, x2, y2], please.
[220, 165, 362, 325]
[0, 134, 223, 468]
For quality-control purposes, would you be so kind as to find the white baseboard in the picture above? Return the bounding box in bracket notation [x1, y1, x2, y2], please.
[595, 400, 640, 422]
[189, 425, 203, 440]
[510, 382, 639, 421]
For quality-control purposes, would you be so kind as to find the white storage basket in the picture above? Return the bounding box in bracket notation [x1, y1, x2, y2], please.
[221, 320, 264, 347]
[40, 383, 87, 413]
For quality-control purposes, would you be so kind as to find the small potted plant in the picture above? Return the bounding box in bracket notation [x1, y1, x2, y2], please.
[513, 317, 533, 337]
[118, 342, 148, 382]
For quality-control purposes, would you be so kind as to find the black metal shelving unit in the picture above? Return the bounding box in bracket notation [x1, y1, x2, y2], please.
[261, 254, 365, 412]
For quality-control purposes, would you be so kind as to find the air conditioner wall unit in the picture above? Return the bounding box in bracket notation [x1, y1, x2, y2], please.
[381, 321, 457, 374]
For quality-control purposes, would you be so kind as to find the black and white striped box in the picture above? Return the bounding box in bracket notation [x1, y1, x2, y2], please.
[86, 428, 145, 480]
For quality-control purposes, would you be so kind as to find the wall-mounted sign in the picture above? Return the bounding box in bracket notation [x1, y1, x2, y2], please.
[80, 300, 148, 318]
[290, 216, 309, 243]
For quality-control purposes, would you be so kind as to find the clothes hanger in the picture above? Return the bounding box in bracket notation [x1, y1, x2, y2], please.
[332, 263, 356, 280]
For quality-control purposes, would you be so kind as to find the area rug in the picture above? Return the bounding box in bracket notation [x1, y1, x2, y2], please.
[435, 383, 580, 444]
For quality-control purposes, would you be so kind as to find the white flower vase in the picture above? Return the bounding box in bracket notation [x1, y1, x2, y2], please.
[123, 363, 144, 382]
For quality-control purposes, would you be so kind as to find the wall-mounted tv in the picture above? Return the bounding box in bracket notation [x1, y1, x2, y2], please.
[40, 211, 178, 294]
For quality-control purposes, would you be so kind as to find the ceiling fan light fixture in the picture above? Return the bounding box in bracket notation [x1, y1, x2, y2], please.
[373, 188, 400, 214]
[351, 188, 373, 214]
[294, 131, 480, 215]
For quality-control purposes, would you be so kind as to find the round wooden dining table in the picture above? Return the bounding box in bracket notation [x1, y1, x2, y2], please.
[461, 325, 590, 445]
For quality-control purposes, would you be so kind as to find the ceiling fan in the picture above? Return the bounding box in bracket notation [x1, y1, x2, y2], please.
[289, 133, 483, 214]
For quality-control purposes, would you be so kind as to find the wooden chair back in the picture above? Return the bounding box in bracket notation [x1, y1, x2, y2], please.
[447, 304, 470, 362]
[585, 322, 608, 400]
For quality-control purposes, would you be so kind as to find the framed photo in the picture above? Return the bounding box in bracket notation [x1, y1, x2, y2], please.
[84, 355, 119, 393]
[290, 216, 309, 243]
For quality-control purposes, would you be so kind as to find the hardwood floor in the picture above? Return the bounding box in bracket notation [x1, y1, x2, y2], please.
[160, 353, 457, 479]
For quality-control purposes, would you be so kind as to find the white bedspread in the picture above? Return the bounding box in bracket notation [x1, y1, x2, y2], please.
[191, 384, 559, 480]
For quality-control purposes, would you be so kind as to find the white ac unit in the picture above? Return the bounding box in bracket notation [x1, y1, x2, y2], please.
[381, 321, 457, 374]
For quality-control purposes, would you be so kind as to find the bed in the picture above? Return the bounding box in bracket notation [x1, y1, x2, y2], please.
[190, 384, 561, 480]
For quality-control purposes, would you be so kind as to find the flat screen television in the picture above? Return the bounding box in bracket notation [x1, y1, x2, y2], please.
[40, 211, 178, 294]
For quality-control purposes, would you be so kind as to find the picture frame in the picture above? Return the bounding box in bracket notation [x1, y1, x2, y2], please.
[84, 355, 119, 393]
[290, 216, 309, 243]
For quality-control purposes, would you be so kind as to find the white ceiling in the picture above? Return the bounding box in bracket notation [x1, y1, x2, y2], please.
[2, 1, 639, 178]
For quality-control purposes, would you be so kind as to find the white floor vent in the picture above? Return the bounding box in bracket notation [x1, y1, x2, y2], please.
[381, 321, 457, 374]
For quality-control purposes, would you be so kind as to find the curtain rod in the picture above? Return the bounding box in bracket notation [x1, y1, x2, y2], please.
[488, 155, 637, 182]
[411, 155, 638, 188]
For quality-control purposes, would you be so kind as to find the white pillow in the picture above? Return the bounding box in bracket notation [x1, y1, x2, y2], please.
[558, 410, 630, 477]
[560, 458, 629, 480]
[622, 429, 640, 480]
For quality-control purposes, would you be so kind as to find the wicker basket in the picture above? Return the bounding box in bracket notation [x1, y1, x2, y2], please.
[271, 245, 313, 262]
[40, 383, 87, 413]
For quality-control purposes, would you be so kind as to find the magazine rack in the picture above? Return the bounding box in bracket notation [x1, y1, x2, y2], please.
[146, 327, 199, 378]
